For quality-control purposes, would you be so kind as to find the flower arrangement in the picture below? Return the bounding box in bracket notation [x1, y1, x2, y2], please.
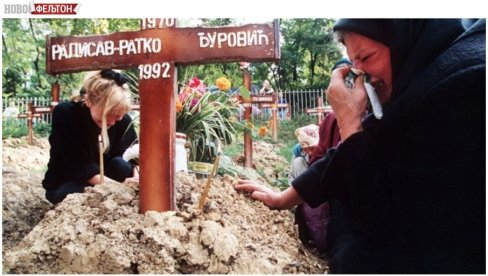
[122, 76, 240, 168]
[176, 76, 240, 163]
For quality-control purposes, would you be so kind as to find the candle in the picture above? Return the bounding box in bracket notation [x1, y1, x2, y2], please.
[99, 134, 104, 184]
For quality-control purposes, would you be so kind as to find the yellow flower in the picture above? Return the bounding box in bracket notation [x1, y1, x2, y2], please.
[258, 126, 268, 137]
[215, 77, 231, 91]
[176, 99, 183, 113]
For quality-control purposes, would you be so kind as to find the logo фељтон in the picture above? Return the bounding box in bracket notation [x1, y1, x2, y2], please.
[4, 2, 79, 15]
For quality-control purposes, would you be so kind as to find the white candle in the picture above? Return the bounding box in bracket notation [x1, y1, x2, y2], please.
[99, 134, 104, 184]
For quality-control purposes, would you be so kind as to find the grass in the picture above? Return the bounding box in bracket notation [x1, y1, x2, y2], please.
[220, 114, 316, 190]
[2, 118, 52, 139]
[2, 119, 28, 139]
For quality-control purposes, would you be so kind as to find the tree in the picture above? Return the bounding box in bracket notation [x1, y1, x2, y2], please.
[276, 19, 343, 90]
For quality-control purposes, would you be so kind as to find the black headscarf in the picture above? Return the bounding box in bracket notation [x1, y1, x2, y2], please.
[333, 19, 467, 101]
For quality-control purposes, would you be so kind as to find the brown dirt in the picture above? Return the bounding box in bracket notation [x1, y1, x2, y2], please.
[2, 137, 328, 274]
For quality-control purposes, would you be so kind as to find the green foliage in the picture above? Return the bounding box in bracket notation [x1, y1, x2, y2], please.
[222, 133, 244, 158]
[277, 140, 296, 165]
[221, 114, 315, 163]
[2, 118, 52, 139]
[217, 114, 317, 191]
[177, 89, 241, 163]
[277, 114, 317, 145]
[123, 70, 141, 99]
[2, 118, 28, 138]
[271, 177, 291, 191]
[267, 115, 316, 189]
[239, 86, 250, 100]
[276, 19, 343, 90]
[33, 120, 51, 137]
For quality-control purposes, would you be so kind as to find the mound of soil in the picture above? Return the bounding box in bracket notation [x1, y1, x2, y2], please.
[2, 137, 328, 273]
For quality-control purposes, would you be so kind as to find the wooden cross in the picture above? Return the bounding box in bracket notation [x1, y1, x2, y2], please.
[16, 82, 61, 145]
[17, 102, 43, 145]
[46, 19, 280, 213]
[239, 91, 278, 167]
[306, 96, 332, 124]
[260, 94, 289, 140]
[251, 93, 278, 138]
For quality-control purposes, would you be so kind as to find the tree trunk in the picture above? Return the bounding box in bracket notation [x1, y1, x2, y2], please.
[28, 19, 44, 89]
[309, 50, 317, 87]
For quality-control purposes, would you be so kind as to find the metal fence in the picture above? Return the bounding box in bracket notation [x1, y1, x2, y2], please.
[2, 90, 325, 126]
[281, 89, 325, 118]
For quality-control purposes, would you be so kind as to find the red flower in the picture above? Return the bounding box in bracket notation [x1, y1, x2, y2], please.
[188, 77, 201, 88]
[178, 77, 206, 110]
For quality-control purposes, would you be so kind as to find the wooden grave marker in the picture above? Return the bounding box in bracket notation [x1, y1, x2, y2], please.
[17, 82, 60, 145]
[17, 102, 43, 145]
[46, 19, 280, 213]
[260, 93, 289, 140]
[306, 96, 332, 124]
[239, 83, 279, 168]
[252, 94, 278, 142]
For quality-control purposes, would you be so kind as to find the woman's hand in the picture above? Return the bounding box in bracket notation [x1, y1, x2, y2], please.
[88, 174, 117, 185]
[88, 174, 101, 185]
[125, 166, 140, 182]
[235, 179, 304, 210]
[327, 67, 368, 140]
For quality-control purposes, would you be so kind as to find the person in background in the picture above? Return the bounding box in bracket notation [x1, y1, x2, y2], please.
[288, 124, 319, 184]
[42, 69, 138, 205]
[259, 79, 274, 120]
[3, 101, 20, 118]
[236, 19, 485, 273]
[293, 57, 352, 253]
[288, 124, 332, 252]
[259, 79, 274, 95]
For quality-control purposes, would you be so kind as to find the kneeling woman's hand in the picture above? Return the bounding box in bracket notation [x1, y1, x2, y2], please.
[235, 179, 304, 210]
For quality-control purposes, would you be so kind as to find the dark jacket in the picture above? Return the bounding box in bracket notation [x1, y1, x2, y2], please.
[292, 19, 485, 273]
[42, 101, 137, 190]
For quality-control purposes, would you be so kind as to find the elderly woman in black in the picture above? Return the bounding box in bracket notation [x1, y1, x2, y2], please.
[43, 69, 138, 204]
[236, 19, 485, 273]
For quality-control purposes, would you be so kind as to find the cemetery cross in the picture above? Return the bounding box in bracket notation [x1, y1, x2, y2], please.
[46, 18, 280, 213]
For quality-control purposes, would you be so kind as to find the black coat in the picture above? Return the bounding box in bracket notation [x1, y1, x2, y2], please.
[42, 101, 137, 190]
[293, 19, 485, 273]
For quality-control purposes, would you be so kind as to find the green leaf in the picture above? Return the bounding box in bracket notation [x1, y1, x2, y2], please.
[239, 86, 250, 100]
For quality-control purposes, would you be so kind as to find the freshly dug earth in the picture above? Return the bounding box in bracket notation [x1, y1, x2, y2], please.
[2, 137, 328, 273]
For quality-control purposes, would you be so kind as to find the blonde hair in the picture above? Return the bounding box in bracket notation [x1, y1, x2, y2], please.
[83, 70, 132, 152]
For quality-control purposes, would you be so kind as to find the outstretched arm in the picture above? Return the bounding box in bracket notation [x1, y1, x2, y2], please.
[235, 179, 304, 210]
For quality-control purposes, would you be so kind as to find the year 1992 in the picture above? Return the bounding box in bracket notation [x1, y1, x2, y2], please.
[138, 62, 171, 79]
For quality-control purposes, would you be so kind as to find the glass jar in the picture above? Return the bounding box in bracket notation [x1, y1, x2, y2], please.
[175, 132, 188, 173]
